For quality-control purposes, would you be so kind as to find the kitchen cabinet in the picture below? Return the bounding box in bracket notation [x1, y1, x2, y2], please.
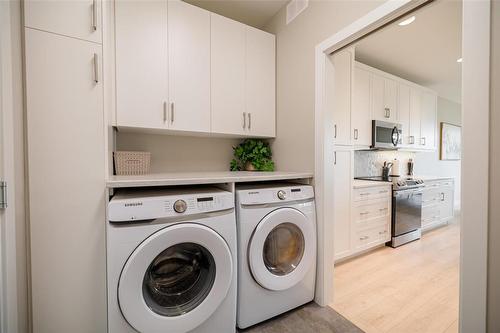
[333, 150, 352, 260]
[409, 87, 422, 147]
[115, 0, 168, 129]
[330, 49, 354, 145]
[371, 72, 397, 122]
[398, 83, 411, 145]
[211, 14, 246, 136]
[24, 0, 102, 43]
[168, 0, 211, 133]
[245, 26, 276, 137]
[420, 91, 437, 149]
[352, 66, 372, 146]
[24, 28, 106, 333]
[422, 179, 454, 230]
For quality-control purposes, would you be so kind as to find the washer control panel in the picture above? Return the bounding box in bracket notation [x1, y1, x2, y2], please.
[108, 188, 234, 222]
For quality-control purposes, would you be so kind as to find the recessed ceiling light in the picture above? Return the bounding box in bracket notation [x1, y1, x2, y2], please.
[398, 16, 415, 26]
[457, 58, 463, 63]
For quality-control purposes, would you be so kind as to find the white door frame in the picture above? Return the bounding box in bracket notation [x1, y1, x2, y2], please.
[314, 0, 490, 332]
[0, 1, 20, 333]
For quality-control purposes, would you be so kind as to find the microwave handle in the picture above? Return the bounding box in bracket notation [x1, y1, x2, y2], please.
[391, 126, 399, 146]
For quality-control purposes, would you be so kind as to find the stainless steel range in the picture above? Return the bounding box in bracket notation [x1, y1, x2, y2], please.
[355, 176, 425, 247]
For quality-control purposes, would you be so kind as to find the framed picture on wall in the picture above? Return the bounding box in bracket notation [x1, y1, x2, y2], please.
[440, 122, 461, 160]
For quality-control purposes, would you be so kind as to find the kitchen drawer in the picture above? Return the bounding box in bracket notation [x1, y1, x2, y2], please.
[422, 191, 440, 207]
[353, 186, 391, 202]
[440, 179, 454, 188]
[422, 207, 441, 227]
[354, 223, 390, 249]
[354, 215, 389, 231]
[353, 199, 390, 222]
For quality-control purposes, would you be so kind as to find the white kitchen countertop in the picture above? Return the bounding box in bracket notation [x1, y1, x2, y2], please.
[414, 176, 455, 182]
[106, 171, 314, 188]
[353, 179, 392, 189]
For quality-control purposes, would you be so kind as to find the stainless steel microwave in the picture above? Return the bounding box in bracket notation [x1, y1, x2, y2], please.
[372, 120, 402, 149]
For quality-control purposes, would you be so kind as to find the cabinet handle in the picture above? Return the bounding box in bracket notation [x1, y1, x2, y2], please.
[170, 103, 174, 124]
[360, 211, 370, 215]
[441, 193, 445, 201]
[93, 53, 99, 83]
[384, 108, 390, 118]
[92, 0, 98, 31]
[409, 136, 415, 144]
[354, 128, 359, 140]
[379, 190, 388, 194]
[242, 112, 246, 129]
[379, 230, 387, 235]
[379, 208, 388, 212]
[360, 236, 369, 240]
[359, 193, 371, 196]
[334, 124, 337, 139]
[421, 137, 426, 146]
[163, 102, 167, 123]
[334, 151, 337, 165]
[248, 112, 251, 130]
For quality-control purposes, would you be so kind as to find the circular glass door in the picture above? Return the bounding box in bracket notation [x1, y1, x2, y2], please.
[118, 223, 232, 333]
[263, 223, 305, 276]
[248, 208, 315, 291]
[142, 243, 216, 317]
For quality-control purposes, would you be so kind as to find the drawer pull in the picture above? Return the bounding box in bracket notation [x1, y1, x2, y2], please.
[359, 193, 371, 196]
[379, 190, 388, 194]
[360, 211, 370, 215]
[379, 230, 387, 235]
[359, 236, 369, 240]
[379, 208, 388, 212]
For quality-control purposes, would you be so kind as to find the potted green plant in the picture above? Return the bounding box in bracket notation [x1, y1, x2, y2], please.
[230, 139, 275, 171]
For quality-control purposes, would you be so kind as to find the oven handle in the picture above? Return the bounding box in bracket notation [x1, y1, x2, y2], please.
[393, 188, 424, 197]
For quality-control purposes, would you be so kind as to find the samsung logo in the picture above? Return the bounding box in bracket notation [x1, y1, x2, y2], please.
[125, 202, 143, 207]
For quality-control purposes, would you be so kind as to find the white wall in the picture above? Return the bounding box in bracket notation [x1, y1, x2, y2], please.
[414, 97, 462, 206]
[488, 1, 500, 331]
[116, 132, 241, 173]
[263, 0, 384, 172]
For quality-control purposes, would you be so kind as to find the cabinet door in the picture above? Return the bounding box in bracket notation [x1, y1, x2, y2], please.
[331, 49, 353, 145]
[246, 26, 276, 137]
[168, 0, 211, 132]
[409, 87, 422, 147]
[25, 29, 106, 333]
[24, 0, 102, 43]
[115, 0, 168, 129]
[371, 73, 385, 121]
[398, 83, 411, 146]
[333, 150, 352, 260]
[420, 91, 437, 149]
[440, 187, 454, 221]
[211, 14, 246, 136]
[352, 66, 372, 146]
[384, 78, 398, 121]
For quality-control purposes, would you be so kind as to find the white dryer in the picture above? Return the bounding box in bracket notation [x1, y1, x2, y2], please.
[235, 183, 316, 329]
[107, 187, 237, 333]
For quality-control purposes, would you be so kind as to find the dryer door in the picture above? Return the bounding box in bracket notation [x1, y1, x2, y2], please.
[118, 223, 233, 333]
[248, 207, 315, 291]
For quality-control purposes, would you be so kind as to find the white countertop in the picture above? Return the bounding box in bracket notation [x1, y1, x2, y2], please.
[353, 179, 392, 189]
[106, 171, 314, 188]
[414, 176, 454, 182]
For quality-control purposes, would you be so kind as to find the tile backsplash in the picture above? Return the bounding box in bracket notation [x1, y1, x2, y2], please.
[354, 150, 416, 177]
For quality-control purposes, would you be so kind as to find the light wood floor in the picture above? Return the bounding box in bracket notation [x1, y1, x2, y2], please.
[332, 218, 460, 333]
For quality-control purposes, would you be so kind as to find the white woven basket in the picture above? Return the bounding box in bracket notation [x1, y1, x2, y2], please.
[114, 151, 151, 175]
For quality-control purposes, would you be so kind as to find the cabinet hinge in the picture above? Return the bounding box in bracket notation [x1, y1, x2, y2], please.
[0, 181, 7, 209]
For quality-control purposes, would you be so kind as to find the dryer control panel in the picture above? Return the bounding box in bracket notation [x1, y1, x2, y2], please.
[108, 187, 234, 222]
[237, 184, 314, 206]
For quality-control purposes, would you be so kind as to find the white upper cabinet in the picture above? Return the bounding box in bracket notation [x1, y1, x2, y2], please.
[398, 83, 411, 146]
[115, 0, 168, 129]
[352, 66, 372, 146]
[420, 91, 437, 149]
[409, 87, 422, 147]
[168, 0, 211, 133]
[330, 49, 354, 145]
[24, 0, 102, 43]
[371, 72, 397, 122]
[211, 14, 246, 136]
[245, 26, 276, 137]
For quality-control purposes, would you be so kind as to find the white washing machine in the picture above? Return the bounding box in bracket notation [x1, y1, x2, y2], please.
[235, 183, 317, 329]
[107, 187, 237, 333]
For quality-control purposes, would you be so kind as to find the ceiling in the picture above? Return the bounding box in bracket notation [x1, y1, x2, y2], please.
[354, 0, 462, 103]
[183, 0, 288, 28]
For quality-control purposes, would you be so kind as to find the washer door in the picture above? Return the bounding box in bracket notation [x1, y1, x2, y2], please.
[248, 208, 315, 291]
[118, 223, 233, 333]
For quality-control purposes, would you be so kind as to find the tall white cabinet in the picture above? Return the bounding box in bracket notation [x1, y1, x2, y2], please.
[333, 150, 352, 260]
[24, 28, 106, 333]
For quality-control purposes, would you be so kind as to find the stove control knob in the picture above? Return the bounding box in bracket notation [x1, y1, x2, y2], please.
[173, 200, 187, 213]
[277, 190, 287, 200]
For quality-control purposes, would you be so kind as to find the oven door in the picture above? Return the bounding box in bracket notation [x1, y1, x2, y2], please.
[372, 120, 402, 149]
[392, 188, 423, 237]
